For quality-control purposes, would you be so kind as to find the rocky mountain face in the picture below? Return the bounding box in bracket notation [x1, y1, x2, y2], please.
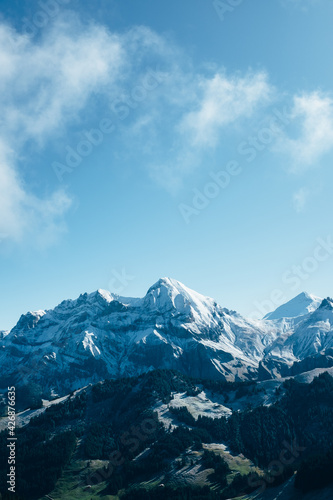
[1, 278, 333, 395]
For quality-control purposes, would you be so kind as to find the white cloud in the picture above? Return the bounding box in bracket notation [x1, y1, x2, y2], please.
[276, 92, 333, 171]
[0, 18, 166, 245]
[180, 72, 272, 148]
[0, 19, 126, 245]
[0, 140, 72, 246]
[0, 21, 125, 143]
[146, 71, 273, 192]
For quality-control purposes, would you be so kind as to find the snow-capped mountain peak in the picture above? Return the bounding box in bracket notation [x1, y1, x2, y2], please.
[144, 277, 217, 321]
[264, 292, 322, 320]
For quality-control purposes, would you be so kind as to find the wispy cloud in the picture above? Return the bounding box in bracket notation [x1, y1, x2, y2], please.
[0, 19, 125, 245]
[275, 92, 333, 171]
[0, 140, 72, 245]
[180, 72, 272, 148]
[0, 18, 169, 245]
[146, 70, 273, 192]
[1, 20, 126, 142]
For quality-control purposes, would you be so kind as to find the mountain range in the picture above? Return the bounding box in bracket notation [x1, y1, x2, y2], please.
[1, 278, 333, 395]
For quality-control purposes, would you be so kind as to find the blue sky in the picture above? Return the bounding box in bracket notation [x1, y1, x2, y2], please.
[1, 0, 333, 329]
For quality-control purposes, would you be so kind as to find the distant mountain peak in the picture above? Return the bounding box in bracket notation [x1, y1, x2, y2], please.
[264, 292, 323, 320]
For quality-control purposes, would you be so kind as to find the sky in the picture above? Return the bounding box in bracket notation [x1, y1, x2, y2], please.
[1, 0, 333, 330]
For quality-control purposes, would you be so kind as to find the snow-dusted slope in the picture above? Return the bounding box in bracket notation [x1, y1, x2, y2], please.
[1, 279, 332, 394]
[264, 292, 322, 320]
